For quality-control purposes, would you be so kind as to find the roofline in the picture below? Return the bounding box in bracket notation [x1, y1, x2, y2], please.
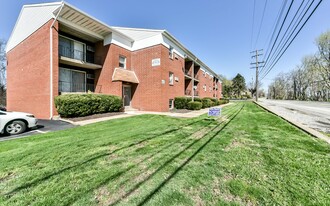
[162, 31, 220, 79]
[111, 26, 165, 33]
[6, 2, 63, 52]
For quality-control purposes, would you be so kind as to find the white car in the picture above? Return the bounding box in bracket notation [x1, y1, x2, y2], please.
[0, 111, 38, 135]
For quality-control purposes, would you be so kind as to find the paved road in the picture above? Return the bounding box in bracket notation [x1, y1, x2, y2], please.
[259, 99, 330, 134]
[0, 120, 75, 142]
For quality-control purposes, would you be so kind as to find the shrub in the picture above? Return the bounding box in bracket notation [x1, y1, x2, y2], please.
[219, 99, 229, 105]
[174, 97, 189, 109]
[201, 98, 214, 108]
[54, 94, 122, 117]
[187, 101, 202, 110]
[193, 97, 201, 102]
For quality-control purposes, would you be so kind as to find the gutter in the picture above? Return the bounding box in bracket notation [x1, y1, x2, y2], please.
[49, 1, 64, 119]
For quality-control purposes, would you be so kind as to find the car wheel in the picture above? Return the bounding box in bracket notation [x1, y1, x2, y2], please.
[5, 120, 27, 135]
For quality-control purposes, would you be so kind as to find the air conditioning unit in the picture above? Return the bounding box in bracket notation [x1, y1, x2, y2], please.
[86, 74, 95, 79]
[174, 77, 179, 82]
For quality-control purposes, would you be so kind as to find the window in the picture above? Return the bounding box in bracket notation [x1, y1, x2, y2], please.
[204, 84, 207, 92]
[169, 46, 174, 59]
[59, 68, 86, 93]
[59, 36, 85, 61]
[169, 72, 174, 85]
[119, 56, 126, 69]
[169, 99, 174, 109]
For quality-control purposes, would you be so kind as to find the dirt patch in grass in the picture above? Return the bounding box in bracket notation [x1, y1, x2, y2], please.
[65, 112, 124, 122]
[224, 139, 243, 151]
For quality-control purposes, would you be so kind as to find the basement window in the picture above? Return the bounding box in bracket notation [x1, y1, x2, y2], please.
[119, 56, 126, 69]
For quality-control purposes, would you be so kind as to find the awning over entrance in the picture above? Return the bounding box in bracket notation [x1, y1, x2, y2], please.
[112, 68, 139, 84]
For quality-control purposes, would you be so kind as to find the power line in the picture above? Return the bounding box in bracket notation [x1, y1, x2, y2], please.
[254, 0, 268, 48]
[250, 0, 256, 50]
[260, 0, 307, 75]
[260, 0, 324, 80]
[262, 0, 289, 67]
[260, 0, 295, 74]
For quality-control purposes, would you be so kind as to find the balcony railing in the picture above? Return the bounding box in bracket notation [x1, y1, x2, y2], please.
[59, 45, 85, 61]
[59, 81, 95, 93]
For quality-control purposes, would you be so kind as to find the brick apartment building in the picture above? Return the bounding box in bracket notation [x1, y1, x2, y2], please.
[6, 2, 222, 119]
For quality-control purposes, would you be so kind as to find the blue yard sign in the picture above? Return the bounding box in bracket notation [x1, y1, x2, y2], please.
[208, 108, 221, 117]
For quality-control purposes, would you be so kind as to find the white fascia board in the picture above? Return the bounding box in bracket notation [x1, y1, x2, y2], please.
[6, 3, 61, 52]
[162, 31, 220, 79]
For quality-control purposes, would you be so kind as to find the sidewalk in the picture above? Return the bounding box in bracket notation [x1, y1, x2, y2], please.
[66, 103, 232, 126]
[255, 101, 330, 144]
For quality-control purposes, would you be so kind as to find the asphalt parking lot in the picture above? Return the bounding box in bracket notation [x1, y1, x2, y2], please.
[0, 119, 76, 142]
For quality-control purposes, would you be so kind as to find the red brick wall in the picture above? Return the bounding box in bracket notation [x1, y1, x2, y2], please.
[130, 45, 184, 111]
[6, 20, 59, 119]
[94, 43, 132, 97]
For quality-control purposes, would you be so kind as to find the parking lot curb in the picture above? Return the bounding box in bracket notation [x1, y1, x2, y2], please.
[254, 101, 330, 144]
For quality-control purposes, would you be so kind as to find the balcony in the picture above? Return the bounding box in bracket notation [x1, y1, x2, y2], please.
[59, 45, 85, 61]
[194, 74, 199, 81]
[59, 81, 95, 93]
[184, 69, 192, 79]
[59, 37, 102, 70]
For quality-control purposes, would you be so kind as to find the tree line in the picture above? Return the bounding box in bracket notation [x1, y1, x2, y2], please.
[267, 31, 330, 101]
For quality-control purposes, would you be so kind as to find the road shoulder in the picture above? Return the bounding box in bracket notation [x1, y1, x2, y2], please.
[255, 101, 330, 144]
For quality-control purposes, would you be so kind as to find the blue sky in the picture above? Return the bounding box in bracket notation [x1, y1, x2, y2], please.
[1, 0, 329, 90]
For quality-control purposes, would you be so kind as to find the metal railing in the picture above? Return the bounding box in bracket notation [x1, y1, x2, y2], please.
[59, 81, 95, 93]
[59, 45, 85, 61]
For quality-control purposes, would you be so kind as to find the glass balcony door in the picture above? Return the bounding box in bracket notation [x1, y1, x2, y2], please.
[59, 36, 85, 61]
[59, 68, 86, 93]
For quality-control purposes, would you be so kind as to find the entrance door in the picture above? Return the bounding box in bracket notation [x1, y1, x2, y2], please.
[123, 86, 131, 106]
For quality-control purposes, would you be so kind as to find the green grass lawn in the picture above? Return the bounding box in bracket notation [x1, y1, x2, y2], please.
[0, 102, 329, 206]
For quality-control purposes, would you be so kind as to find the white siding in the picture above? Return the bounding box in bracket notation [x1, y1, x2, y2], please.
[6, 3, 61, 52]
[104, 32, 132, 50]
[132, 34, 163, 51]
[162, 35, 185, 58]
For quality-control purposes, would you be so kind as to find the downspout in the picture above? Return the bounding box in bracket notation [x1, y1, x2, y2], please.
[49, 2, 64, 119]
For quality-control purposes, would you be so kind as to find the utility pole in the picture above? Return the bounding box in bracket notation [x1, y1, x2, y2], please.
[250, 49, 264, 101]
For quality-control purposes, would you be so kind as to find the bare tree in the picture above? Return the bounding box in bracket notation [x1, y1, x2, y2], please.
[0, 39, 6, 107]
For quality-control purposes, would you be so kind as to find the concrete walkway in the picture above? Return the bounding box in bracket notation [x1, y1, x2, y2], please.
[255, 101, 330, 144]
[66, 103, 232, 126]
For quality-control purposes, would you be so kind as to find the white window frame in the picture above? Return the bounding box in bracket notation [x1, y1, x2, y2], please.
[169, 99, 174, 109]
[169, 72, 174, 85]
[119, 56, 127, 69]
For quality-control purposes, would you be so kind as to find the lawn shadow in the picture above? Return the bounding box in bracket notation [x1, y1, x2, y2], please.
[108, 104, 244, 205]
[66, 119, 217, 205]
[4, 116, 212, 197]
